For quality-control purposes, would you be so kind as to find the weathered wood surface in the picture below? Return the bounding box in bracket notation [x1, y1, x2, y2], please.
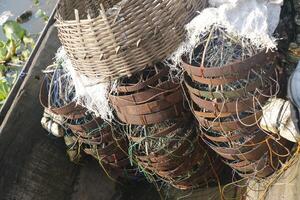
[0, 26, 79, 200]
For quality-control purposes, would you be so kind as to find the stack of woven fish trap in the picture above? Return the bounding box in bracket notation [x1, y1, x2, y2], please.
[36, 0, 300, 195]
[55, 0, 207, 82]
[181, 26, 293, 178]
[39, 66, 136, 177]
[109, 64, 221, 190]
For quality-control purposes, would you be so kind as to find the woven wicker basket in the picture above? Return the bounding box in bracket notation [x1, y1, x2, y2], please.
[56, 0, 207, 82]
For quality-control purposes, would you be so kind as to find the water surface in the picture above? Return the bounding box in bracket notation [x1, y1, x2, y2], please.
[0, 0, 57, 39]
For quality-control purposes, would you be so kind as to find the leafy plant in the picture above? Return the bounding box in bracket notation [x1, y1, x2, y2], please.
[33, 0, 40, 6]
[0, 20, 34, 62]
[35, 9, 49, 22]
[33, 0, 49, 23]
[0, 39, 16, 64]
[0, 77, 11, 106]
[0, 20, 35, 107]
[3, 20, 26, 41]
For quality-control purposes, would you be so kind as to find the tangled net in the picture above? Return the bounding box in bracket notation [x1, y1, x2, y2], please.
[39, 64, 137, 179]
[110, 64, 223, 190]
[180, 25, 294, 192]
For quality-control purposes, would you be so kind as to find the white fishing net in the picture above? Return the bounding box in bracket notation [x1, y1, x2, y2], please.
[55, 47, 115, 121]
[169, 0, 283, 67]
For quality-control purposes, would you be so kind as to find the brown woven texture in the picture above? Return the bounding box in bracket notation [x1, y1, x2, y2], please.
[110, 64, 185, 125]
[128, 121, 222, 190]
[39, 72, 134, 175]
[55, 0, 207, 82]
[181, 50, 294, 178]
[202, 130, 292, 178]
[66, 115, 132, 170]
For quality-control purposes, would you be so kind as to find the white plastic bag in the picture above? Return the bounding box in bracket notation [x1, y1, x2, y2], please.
[260, 98, 299, 142]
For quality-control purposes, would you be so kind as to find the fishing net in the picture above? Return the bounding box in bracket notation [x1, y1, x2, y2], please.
[68, 114, 139, 178]
[169, 0, 282, 70]
[55, 47, 114, 121]
[109, 64, 223, 190]
[39, 63, 88, 119]
[39, 64, 137, 179]
[179, 24, 294, 185]
[112, 112, 225, 190]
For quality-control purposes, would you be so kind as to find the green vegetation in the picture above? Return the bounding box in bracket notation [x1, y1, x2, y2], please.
[33, 0, 49, 23]
[0, 20, 34, 107]
[35, 9, 49, 22]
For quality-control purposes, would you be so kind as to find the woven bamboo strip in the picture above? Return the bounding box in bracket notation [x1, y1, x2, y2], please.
[56, 0, 208, 82]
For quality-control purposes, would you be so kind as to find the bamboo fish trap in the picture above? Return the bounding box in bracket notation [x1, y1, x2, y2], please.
[180, 26, 293, 178]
